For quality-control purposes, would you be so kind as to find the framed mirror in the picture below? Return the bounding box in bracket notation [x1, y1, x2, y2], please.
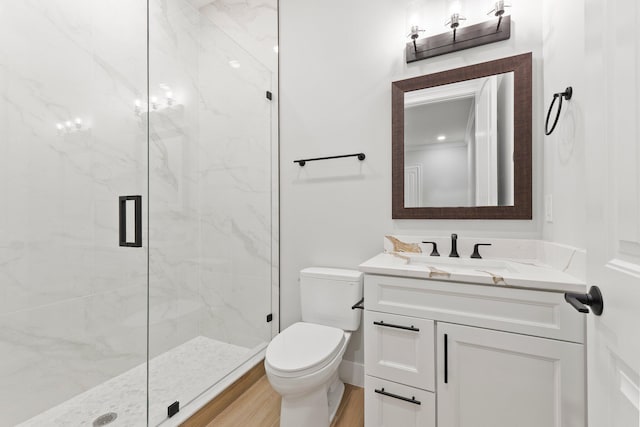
[392, 53, 532, 219]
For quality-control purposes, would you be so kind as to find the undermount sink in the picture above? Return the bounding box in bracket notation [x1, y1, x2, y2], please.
[406, 255, 520, 275]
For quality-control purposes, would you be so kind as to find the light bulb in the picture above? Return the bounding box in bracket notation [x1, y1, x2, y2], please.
[406, 1, 425, 41]
[449, 1, 462, 15]
[409, 13, 420, 28]
[489, 0, 511, 16]
[65, 121, 72, 129]
[74, 117, 82, 129]
[229, 60, 240, 69]
[56, 123, 64, 131]
[166, 91, 174, 106]
[151, 96, 158, 110]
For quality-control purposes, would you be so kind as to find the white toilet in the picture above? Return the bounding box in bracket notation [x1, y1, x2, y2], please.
[265, 267, 363, 427]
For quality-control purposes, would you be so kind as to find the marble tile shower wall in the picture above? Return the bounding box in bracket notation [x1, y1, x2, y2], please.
[0, 1, 148, 424]
[0, 0, 276, 425]
[194, 16, 273, 349]
[147, 1, 274, 357]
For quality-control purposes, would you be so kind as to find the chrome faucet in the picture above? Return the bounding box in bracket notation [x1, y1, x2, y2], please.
[449, 233, 459, 257]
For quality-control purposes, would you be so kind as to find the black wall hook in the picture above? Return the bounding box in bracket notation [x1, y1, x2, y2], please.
[545, 86, 573, 136]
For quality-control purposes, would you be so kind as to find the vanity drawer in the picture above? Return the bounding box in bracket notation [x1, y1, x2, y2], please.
[364, 311, 435, 391]
[365, 375, 435, 427]
[365, 274, 585, 343]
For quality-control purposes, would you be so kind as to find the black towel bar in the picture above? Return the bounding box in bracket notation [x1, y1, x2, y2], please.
[294, 153, 365, 166]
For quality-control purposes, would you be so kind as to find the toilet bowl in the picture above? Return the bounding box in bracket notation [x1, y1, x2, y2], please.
[264, 268, 363, 427]
[265, 323, 352, 426]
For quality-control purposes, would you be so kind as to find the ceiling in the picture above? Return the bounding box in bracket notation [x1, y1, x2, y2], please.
[404, 97, 474, 147]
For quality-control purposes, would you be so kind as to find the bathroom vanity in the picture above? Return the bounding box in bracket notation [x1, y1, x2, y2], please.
[359, 237, 588, 427]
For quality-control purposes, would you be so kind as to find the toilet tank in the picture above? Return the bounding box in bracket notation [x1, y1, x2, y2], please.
[300, 267, 363, 331]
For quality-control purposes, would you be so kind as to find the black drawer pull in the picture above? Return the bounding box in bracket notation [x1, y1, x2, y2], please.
[374, 388, 421, 405]
[444, 333, 449, 384]
[373, 320, 420, 332]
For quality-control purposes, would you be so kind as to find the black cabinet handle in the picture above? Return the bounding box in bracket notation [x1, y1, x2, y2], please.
[119, 195, 142, 247]
[374, 388, 421, 405]
[373, 320, 420, 332]
[444, 333, 449, 384]
[564, 286, 604, 316]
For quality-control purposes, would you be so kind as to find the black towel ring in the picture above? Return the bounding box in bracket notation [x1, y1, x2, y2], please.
[545, 87, 573, 136]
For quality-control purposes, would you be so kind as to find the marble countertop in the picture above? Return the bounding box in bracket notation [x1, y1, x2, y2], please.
[359, 252, 587, 294]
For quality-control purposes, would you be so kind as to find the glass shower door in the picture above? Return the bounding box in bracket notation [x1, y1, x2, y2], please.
[0, 1, 148, 425]
[147, 0, 275, 423]
[0, 0, 275, 424]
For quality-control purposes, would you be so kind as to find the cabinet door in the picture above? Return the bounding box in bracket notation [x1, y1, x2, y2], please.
[364, 311, 435, 390]
[365, 376, 435, 427]
[437, 323, 585, 427]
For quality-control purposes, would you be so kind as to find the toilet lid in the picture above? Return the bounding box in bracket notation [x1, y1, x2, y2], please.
[266, 322, 345, 375]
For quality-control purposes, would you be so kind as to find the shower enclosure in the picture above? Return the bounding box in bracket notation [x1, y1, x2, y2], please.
[0, 1, 278, 425]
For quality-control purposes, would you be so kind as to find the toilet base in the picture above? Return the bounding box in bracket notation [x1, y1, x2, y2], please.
[279, 376, 345, 427]
[327, 376, 345, 422]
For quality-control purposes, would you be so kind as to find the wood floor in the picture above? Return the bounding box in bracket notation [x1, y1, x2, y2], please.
[205, 375, 364, 427]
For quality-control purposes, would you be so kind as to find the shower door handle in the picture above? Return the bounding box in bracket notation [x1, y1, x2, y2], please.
[119, 195, 142, 247]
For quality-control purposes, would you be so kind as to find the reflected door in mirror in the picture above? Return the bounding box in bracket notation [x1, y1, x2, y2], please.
[403, 72, 514, 208]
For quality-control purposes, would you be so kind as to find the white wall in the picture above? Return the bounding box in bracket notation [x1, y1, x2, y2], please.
[280, 0, 545, 367]
[541, 0, 587, 248]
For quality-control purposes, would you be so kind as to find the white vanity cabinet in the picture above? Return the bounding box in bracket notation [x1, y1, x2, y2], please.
[363, 274, 586, 427]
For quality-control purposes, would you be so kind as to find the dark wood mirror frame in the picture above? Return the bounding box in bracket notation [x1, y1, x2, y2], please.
[392, 52, 532, 219]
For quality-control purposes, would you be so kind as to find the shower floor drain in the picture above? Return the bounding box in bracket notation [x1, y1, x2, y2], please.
[92, 412, 118, 426]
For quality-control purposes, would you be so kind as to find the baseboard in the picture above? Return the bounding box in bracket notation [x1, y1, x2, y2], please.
[339, 360, 364, 388]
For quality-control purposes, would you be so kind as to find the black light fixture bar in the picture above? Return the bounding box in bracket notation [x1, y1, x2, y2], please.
[406, 15, 511, 63]
[294, 152, 365, 167]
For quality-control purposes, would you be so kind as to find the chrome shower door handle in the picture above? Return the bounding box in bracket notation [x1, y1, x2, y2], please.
[119, 195, 142, 247]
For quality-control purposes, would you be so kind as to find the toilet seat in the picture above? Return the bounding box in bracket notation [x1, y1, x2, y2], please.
[266, 322, 345, 378]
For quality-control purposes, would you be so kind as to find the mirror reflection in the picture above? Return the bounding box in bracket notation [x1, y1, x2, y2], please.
[403, 72, 514, 208]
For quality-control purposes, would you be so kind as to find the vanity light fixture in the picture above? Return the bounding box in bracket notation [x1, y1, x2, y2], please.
[488, 0, 511, 31]
[407, 25, 426, 52]
[445, 1, 466, 43]
[406, 1, 426, 53]
[405, 1, 512, 63]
